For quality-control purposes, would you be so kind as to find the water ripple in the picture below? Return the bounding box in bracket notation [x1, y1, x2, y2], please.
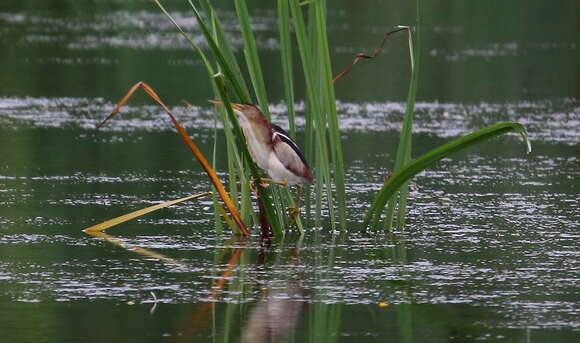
[1, 96, 578, 144]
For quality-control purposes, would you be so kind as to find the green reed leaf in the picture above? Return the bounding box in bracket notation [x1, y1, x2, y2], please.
[277, 0, 297, 137]
[155, 0, 282, 235]
[363, 122, 531, 231]
[313, 0, 346, 230]
[289, 0, 336, 229]
[234, 0, 271, 119]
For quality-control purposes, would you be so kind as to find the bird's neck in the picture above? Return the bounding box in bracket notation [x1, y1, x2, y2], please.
[238, 115, 272, 144]
[238, 116, 273, 169]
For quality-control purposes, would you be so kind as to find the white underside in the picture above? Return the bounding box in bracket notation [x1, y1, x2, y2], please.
[236, 110, 305, 185]
[265, 153, 304, 185]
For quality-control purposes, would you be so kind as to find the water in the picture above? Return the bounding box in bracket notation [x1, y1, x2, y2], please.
[1, 1, 579, 342]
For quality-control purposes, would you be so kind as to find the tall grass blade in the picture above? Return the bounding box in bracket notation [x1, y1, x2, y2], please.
[331, 25, 412, 230]
[277, 0, 297, 137]
[154, 1, 257, 229]
[394, 5, 423, 230]
[289, 0, 336, 229]
[184, 0, 247, 101]
[313, 0, 346, 230]
[202, 0, 252, 100]
[214, 200, 238, 233]
[203, 6, 258, 225]
[306, 2, 324, 227]
[363, 122, 531, 230]
[234, 0, 271, 119]
[210, 111, 225, 234]
[153, 0, 214, 76]
[155, 0, 254, 228]
[189, 0, 284, 234]
[213, 76, 284, 236]
[210, 82, 256, 225]
[384, 14, 421, 231]
[156, 0, 283, 234]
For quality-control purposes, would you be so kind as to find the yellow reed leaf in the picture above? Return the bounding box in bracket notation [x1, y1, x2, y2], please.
[98, 81, 249, 236]
[83, 192, 211, 233]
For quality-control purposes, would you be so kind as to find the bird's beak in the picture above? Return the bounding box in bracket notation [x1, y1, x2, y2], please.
[208, 99, 243, 111]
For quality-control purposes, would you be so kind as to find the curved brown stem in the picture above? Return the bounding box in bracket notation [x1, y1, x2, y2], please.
[98, 81, 249, 236]
[332, 27, 408, 83]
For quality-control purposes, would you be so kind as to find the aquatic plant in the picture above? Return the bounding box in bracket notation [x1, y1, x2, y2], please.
[86, 0, 531, 237]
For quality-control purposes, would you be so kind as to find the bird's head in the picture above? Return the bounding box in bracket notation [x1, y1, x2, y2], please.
[208, 99, 265, 124]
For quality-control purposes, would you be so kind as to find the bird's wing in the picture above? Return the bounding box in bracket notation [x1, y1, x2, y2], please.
[271, 124, 311, 177]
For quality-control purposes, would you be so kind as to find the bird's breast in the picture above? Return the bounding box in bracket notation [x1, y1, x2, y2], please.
[239, 120, 272, 170]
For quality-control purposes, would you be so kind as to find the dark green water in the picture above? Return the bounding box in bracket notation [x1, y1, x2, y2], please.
[0, 1, 579, 342]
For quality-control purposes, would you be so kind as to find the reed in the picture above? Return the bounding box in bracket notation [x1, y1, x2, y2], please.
[363, 122, 531, 230]
[384, 24, 419, 231]
[383, 1, 422, 231]
[277, 0, 296, 137]
[288, 0, 342, 229]
[143, 0, 532, 236]
[234, 0, 271, 118]
[154, 0, 285, 235]
[313, 0, 347, 230]
[153, 0, 349, 234]
[83, 192, 211, 233]
[94, 81, 249, 235]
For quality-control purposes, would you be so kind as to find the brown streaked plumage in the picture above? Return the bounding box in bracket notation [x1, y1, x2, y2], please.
[208, 100, 313, 186]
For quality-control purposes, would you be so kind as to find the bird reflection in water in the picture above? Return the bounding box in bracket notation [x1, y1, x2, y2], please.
[242, 285, 308, 343]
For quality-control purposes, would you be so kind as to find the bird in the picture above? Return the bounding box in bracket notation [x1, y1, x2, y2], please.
[208, 99, 313, 219]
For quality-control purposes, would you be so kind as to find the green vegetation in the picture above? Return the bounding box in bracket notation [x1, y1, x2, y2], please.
[153, 0, 348, 234]
[89, 0, 530, 237]
[363, 122, 531, 231]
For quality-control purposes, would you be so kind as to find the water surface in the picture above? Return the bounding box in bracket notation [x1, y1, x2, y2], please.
[0, 1, 579, 342]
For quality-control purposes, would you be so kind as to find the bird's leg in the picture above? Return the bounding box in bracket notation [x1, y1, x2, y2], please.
[247, 176, 255, 194]
[287, 184, 303, 225]
[247, 177, 273, 239]
[294, 184, 302, 210]
[248, 176, 264, 197]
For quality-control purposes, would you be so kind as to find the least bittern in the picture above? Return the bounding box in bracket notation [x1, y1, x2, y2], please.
[209, 100, 313, 221]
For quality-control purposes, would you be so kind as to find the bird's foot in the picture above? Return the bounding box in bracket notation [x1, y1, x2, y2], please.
[248, 177, 260, 195]
[286, 206, 300, 226]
